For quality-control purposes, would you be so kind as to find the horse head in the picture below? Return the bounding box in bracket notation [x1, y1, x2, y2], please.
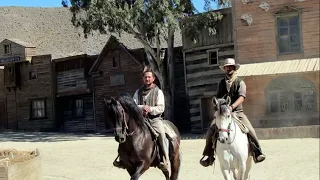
[104, 96, 128, 144]
[212, 96, 233, 144]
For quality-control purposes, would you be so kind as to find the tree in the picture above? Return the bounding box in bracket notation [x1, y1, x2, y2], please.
[62, 0, 230, 121]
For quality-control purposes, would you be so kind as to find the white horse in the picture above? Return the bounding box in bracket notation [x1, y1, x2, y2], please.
[212, 96, 253, 180]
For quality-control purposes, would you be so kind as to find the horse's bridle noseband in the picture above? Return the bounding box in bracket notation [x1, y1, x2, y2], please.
[115, 100, 135, 137]
[218, 114, 236, 144]
[218, 122, 232, 135]
[115, 101, 128, 130]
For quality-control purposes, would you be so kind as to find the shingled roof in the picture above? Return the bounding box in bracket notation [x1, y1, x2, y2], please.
[0, 7, 182, 59]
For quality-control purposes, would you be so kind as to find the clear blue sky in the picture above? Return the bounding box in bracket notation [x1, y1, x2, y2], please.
[0, 0, 217, 12]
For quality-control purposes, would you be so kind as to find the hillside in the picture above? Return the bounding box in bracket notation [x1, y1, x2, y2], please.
[0, 6, 182, 59]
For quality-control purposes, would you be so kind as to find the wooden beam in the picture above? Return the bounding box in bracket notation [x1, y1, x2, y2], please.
[182, 51, 189, 106]
[203, 91, 217, 97]
[187, 66, 221, 77]
[52, 54, 87, 62]
[183, 43, 234, 53]
[190, 108, 200, 114]
[185, 50, 234, 63]
[187, 78, 221, 88]
[189, 99, 200, 107]
[185, 54, 207, 62]
[190, 116, 201, 122]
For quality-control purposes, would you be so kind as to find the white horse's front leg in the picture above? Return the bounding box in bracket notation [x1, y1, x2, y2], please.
[217, 148, 232, 180]
[220, 167, 232, 180]
[237, 161, 246, 180]
[244, 156, 253, 180]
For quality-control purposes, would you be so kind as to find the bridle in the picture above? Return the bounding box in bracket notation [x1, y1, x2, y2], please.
[114, 100, 135, 137]
[218, 117, 237, 144]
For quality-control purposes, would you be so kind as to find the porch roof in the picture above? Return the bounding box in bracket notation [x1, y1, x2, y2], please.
[237, 57, 319, 77]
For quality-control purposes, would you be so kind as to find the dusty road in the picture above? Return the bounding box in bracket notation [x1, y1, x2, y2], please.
[0, 132, 319, 180]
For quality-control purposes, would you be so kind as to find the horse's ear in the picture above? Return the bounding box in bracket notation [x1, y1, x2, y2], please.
[212, 96, 218, 107]
[104, 97, 113, 105]
[226, 96, 231, 106]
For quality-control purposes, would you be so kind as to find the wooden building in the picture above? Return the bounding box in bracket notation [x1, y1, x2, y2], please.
[0, 7, 187, 133]
[53, 54, 96, 132]
[0, 39, 55, 131]
[182, 8, 235, 133]
[232, 0, 319, 128]
[89, 36, 144, 132]
[89, 35, 190, 132]
[0, 66, 6, 129]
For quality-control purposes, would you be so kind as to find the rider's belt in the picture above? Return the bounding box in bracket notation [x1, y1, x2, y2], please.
[147, 114, 161, 119]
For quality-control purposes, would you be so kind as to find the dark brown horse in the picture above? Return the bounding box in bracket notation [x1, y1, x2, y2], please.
[103, 95, 181, 180]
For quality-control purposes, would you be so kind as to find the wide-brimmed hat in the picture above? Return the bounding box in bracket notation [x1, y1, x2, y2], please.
[219, 58, 240, 72]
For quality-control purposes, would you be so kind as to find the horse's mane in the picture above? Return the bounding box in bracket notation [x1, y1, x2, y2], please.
[116, 95, 147, 130]
[215, 98, 230, 117]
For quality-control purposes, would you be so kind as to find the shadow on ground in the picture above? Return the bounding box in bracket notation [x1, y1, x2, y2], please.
[0, 131, 115, 142]
[0, 130, 206, 143]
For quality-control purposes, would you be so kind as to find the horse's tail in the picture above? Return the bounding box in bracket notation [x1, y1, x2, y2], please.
[170, 150, 181, 180]
[163, 120, 182, 180]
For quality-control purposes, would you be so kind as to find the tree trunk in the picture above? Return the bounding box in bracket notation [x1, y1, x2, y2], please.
[164, 28, 175, 122]
[142, 28, 175, 122]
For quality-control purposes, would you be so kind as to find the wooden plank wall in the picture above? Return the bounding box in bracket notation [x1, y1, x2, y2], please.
[184, 44, 235, 133]
[0, 40, 26, 60]
[56, 94, 94, 132]
[182, 8, 233, 51]
[172, 47, 190, 132]
[93, 43, 143, 132]
[0, 69, 6, 129]
[56, 69, 87, 93]
[5, 55, 55, 131]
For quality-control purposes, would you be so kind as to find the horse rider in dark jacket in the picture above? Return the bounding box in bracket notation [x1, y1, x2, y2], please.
[200, 58, 266, 167]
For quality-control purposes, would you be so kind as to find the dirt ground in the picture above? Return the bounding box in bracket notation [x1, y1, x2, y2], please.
[0, 132, 319, 180]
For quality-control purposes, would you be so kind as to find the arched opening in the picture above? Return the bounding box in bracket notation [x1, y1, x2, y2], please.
[265, 75, 317, 114]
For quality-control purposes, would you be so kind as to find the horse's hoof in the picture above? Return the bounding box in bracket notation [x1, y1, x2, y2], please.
[113, 161, 125, 169]
[158, 162, 171, 177]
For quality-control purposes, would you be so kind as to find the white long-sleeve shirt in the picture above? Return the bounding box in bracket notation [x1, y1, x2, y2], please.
[133, 88, 165, 115]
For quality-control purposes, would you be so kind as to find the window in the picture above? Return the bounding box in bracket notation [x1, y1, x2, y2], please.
[74, 99, 84, 117]
[30, 100, 46, 119]
[110, 73, 125, 86]
[4, 44, 11, 54]
[265, 76, 316, 113]
[112, 54, 120, 68]
[276, 14, 301, 54]
[8, 66, 15, 76]
[29, 71, 38, 80]
[208, 50, 219, 65]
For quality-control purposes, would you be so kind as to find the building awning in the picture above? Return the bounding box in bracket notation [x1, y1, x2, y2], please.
[237, 57, 319, 77]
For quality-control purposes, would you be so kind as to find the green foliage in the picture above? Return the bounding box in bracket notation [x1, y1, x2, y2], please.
[62, 0, 230, 42]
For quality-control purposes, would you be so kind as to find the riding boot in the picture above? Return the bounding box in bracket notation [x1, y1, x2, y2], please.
[200, 124, 217, 167]
[248, 134, 266, 163]
[113, 154, 125, 169]
[158, 133, 171, 177]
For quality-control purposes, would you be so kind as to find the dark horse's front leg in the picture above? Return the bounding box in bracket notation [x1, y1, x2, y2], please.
[129, 161, 147, 180]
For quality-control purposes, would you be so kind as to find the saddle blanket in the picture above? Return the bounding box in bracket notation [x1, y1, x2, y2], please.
[145, 119, 177, 141]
